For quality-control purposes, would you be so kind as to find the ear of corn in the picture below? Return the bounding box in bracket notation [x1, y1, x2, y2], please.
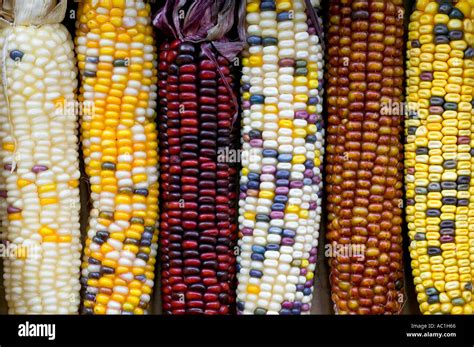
[405, 0, 474, 315]
[155, 0, 241, 315]
[76, 0, 159, 315]
[0, 0, 82, 314]
[325, 0, 405, 314]
[237, 0, 325, 315]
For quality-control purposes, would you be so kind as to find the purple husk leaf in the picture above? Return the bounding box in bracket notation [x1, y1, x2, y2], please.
[212, 40, 243, 61]
[205, 0, 235, 42]
[153, 0, 178, 39]
[237, 0, 246, 43]
[182, 0, 215, 41]
[172, 0, 188, 41]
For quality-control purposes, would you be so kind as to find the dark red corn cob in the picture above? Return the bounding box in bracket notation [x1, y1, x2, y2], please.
[155, 0, 242, 315]
[155, 0, 242, 310]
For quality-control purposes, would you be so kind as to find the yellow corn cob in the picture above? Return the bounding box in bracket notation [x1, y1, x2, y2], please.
[0, 0, 81, 314]
[76, 0, 159, 315]
[405, 0, 474, 314]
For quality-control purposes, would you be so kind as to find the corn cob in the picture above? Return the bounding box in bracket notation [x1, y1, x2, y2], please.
[155, 0, 241, 315]
[237, 0, 325, 315]
[325, 0, 405, 314]
[405, 0, 474, 315]
[75, 0, 159, 315]
[0, 0, 81, 314]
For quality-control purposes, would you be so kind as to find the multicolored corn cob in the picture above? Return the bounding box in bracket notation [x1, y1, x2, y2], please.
[75, 0, 159, 315]
[405, 0, 474, 315]
[154, 0, 242, 314]
[0, 0, 81, 314]
[325, 0, 405, 314]
[237, 0, 325, 315]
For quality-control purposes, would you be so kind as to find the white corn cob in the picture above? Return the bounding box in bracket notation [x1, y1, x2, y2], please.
[0, 0, 81, 314]
[237, 0, 325, 315]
